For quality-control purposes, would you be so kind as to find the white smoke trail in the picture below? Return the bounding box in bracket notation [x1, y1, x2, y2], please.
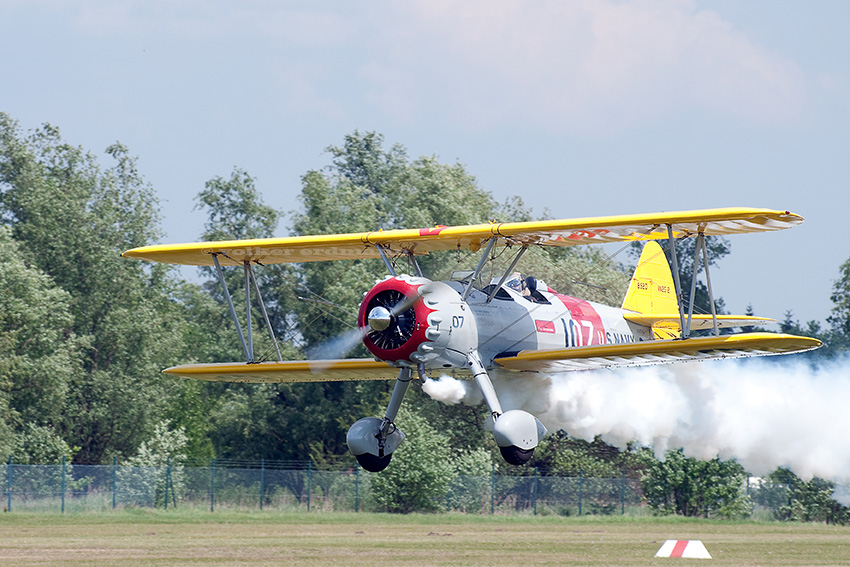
[422, 358, 850, 503]
[422, 375, 481, 406]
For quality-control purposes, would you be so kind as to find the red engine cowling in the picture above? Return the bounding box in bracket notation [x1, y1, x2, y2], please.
[358, 275, 478, 368]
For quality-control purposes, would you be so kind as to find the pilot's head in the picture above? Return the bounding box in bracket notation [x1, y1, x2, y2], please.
[505, 272, 526, 293]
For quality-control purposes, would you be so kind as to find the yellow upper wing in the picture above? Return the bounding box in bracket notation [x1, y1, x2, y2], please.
[493, 333, 821, 372]
[122, 207, 803, 266]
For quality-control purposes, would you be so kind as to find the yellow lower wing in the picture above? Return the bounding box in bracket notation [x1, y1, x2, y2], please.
[493, 333, 821, 372]
[165, 334, 821, 381]
[163, 359, 399, 383]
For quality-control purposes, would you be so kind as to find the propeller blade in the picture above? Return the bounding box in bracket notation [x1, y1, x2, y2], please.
[306, 326, 368, 362]
[305, 280, 436, 372]
[390, 281, 435, 316]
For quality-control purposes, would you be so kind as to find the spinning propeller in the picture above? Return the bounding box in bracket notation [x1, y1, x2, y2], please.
[306, 278, 432, 363]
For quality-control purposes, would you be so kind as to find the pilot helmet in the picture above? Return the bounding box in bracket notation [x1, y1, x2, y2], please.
[504, 272, 526, 292]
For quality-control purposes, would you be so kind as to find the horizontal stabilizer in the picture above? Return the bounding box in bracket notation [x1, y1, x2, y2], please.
[624, 313, 775, 331]
[163, 359, 399, 383]
[493, 332, 821, 373]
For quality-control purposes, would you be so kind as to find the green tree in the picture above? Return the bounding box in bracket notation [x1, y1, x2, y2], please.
[825, 255, 850, 355]
[533, 432, 643, 477]
[446, 446, 493, 512]
[0, 225, 79, 462]
[761, 468, 850, 525]
[13, 423, 73, 465]
[641, 449, 751, 518]
[369, 404, 456, 513]
[121, 420, 189, 507]
[0, 114, 187, 463]
[196, 167, 280, 241]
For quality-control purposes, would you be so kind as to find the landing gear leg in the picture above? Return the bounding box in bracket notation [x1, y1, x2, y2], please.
[467, 350, 547, 466]
[347, 366, 420, 472]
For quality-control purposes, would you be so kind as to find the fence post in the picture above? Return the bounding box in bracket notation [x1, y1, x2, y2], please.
[306, 461, 312, 511]
[621, 470, 626, 515]
[7, 455, 12, 512]
[61, 456, 66, 514]
[578, 468, 583, 516]
[490, 464, 495, 514]
[164, 457, 170, 509]
[210, 458, 215, 512]
[260, 459, 265, 510]
[533, 468, 539, 516]
[112, 457, 117, 509]
[354, 464, 360, 513]
[169, 458, 177, 509]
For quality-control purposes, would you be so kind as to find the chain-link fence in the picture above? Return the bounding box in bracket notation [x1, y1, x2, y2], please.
[1, 459, 648, 515]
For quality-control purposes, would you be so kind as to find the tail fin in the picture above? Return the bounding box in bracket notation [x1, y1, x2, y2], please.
[622, 241, 778, 339]
[622, 241, 680, 339]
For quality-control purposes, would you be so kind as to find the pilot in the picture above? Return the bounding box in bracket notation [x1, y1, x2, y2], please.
[505, 272, 529, 295]
[504, 272, 548, 303]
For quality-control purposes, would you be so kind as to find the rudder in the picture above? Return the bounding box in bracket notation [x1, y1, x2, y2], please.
[622, 241, 680, 338]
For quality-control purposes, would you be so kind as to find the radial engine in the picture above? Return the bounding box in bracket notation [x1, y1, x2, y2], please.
[357, 275, 478, 368]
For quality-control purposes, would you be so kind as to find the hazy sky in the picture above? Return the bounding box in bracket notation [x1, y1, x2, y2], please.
[2, 0, 847, 324]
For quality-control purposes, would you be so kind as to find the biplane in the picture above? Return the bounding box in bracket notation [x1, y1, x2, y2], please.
[123, 207, 821, 471]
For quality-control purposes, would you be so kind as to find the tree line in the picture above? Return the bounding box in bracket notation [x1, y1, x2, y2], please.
[1, 112, 848, 520]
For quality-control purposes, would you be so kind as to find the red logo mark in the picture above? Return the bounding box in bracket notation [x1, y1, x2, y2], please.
[535, 320, 556, 334]
[419, 226, 448, 236]
[566, 229, 610, 241]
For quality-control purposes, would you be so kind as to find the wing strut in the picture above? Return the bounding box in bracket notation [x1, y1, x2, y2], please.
[243, 263, 253, 359]
[487, 244, 529, 303]
[700, 233, 720, 336]
[671, 230, 720, 340]
[247, 262, 283, 361]
[211, 255, 283, 363]
[404, 249, 424, 277]
[462, 237, 498, 301]
[213, 253, 252, 362]
[666, 225, 688, 337]
[686, 233, 720, 337]
[376, 244, 397, 276]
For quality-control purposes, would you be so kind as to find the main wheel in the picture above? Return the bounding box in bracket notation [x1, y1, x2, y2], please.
[355, 452, 393, 472]
[500, 445, 534, 466]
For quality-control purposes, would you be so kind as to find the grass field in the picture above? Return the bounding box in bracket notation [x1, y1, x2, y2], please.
[2, 510, 849, 566]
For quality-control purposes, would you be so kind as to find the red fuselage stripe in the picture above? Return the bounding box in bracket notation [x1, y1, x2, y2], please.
[550, 292, 606, 346]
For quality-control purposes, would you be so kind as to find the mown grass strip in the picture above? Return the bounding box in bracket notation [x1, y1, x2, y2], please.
[1, 511, 848, 566]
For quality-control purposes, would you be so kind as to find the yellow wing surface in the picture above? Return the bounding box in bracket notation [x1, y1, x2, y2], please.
[162, 333, 820, 383]
[163, 359, 399, 383]
[493, 333, 822, 373]
[122, 207, 802, 266]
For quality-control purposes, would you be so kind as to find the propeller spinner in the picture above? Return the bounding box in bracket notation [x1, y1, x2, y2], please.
[364, 289, 417, 350]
